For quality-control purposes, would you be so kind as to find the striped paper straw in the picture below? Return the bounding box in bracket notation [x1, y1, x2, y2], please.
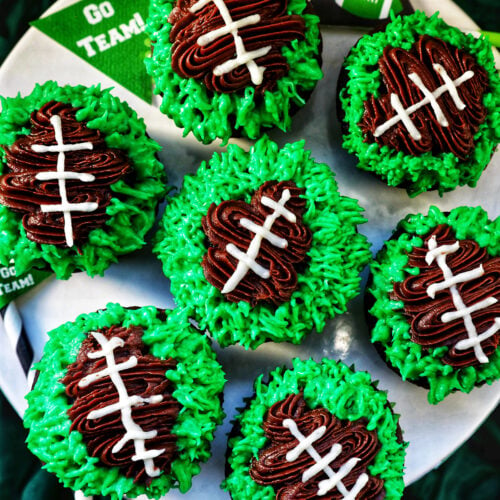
[0, 302, 93, 500]
[1, 302, 34, 375]
[0, 301, 34, 416]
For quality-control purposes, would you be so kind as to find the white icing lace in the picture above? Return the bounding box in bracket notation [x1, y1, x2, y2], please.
[190, 0, 272, 85]
[374, 64, 474, 140]
[426, 236, 500, 363]
[283, 418, 369, 499]
[78, 332, 165, 477]
[222, 188, 295, 294]
[31, 114, 97, 247]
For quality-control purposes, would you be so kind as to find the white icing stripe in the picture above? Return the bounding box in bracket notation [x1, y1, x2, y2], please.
[87, 395, 164, 420]
[190, 0, 272, 85]
[190, 0, 212, 11]
[261, 193, 296, 222]
[32, 143, 93, 153]
[226, 243, 270, 279]
[434, 64, 467, 110]
[213, 44, 271, 80]
[425, 241, 460, 265]
[78, 331, 165, 477]
[133, 448, 164, 461]
[32, 114, 97, 248]
[303, 443, 342, 482]
[318, 461, 368, 499]
[36, 172, 95, 182]
[283, 418, 369, 498]
[442, 297, 498, 323]
[389, 93, 422, 141]
[285, 425, 326, 462]
[40, 202, 98, 213]
[408, 72, 448, 126]
[239, 217, 288, 248]
[374, 66, 475, 140]
[79, 356, 137, 387]
[455, 318, 500, 351]
[425, 236, 500, 363]
[221, 189, 294, 294]
[197, 14, 261, 46]
[427, 265, 485, 299]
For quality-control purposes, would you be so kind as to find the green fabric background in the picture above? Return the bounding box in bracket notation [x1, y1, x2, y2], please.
[0, 1, 498, 499]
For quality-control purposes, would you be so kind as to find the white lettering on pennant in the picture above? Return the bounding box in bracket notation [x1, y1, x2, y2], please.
[83, 2, 115, 25]
[76, 12, 145, 58]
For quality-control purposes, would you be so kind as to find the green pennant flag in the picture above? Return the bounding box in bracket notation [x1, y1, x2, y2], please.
[31, 0, 152, 102]
[0, 264, 51, 309]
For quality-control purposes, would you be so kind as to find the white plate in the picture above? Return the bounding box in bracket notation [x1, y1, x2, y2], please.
[0, 0, 499, 497]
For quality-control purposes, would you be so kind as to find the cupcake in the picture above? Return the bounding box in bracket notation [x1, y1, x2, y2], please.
[145, 0, 323, 144]
[367, 206, 500, 404]
[154, 136, 372, 349]
[338, 11, 500, 196]
[24, 304, 226, 499]
[0, 81, 167, 279]
[223, 358, 406, 499]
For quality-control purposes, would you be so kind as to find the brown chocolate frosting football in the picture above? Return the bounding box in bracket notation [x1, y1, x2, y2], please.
[360, 35, 488, 159]
[201, 180, 311, 306]
[249, 392, 384, 499]
[0, 101, 131, 248]
[392, 224, 500, 368]
[167, 0, 305, 94]
[62, 325, 181, 485]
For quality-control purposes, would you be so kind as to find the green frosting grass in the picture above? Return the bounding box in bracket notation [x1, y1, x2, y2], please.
[339, 11, 500, 197]
[145, 0, 323, 144]
[223, 358, 407, 499]
[368, 206, 500, 404]
[154, 136, 371, 349]
[24, 303, 226, 499]
[0, 81, 167, 279]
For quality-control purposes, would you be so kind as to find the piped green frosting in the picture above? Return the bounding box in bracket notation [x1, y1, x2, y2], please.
[222, 358, 407, 500]
[0, 81, 167, 279]
[339, 11, 500, 197]
[23, 304, 226, 499]
[368, 206, 500, 404]
[153, 136, 372, 349]
[145, 0, 323, 144]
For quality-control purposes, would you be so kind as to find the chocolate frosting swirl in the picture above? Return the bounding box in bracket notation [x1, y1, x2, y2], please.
[168, 0, 305, 94]
[249, 393, 384, 499]
[201, 180, 311, 306]
[0, 101, 132, 247]
[360, 35, 488, 159]
[62, 325, 181, 485]
[392, 224, 500, 368]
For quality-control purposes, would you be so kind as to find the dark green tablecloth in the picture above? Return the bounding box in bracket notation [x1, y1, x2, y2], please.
[0, 1, 498, 499]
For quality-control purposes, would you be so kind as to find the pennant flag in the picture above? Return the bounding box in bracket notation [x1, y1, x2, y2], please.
[31, 0, 152, 102]
[0, 264, 51, 310]
[335, 0, 404, 19]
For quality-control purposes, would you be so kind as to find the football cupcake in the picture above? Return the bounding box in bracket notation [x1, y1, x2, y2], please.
[0, 81, 167, 279]
[154, 136, 371, 349]
[145, 0, 323, 144]
[24, 303, 226, 499]
[223, 358, 406, 499]
[338, 11, 500, 196]
[367, 206, 500, 404]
